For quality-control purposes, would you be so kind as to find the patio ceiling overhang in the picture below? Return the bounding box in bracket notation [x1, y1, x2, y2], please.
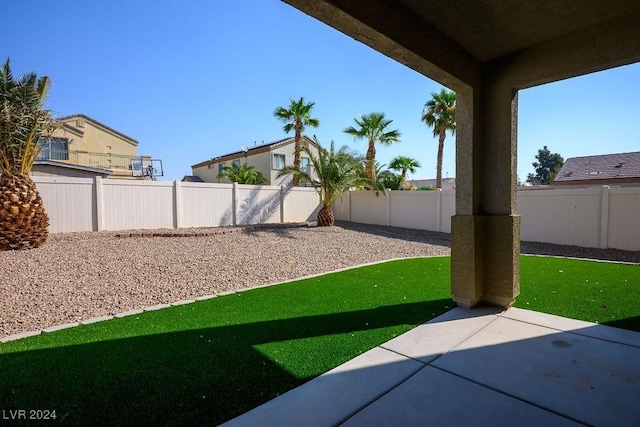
[282, 0, 640, 308]
[282, 0, 640, 91]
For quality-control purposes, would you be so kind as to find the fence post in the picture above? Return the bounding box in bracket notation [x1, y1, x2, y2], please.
[94, 176, 104, 231]
[600, 185, 610, 249]
[436, 189, 442, 232]
[386, 189, 391, 226]
[174, 180, 182, 229]
[232, 182, 238, 226]
[280, 185, 285, 223]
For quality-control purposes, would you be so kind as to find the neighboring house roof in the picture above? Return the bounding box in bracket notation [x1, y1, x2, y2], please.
[56, 114, 139, 146]
[182, 175, 204, 182]
[192, 135, 317, 168]
[33, 160, 114, 176]
[407, 177, 456, 190]
[554, 151, 640, 183]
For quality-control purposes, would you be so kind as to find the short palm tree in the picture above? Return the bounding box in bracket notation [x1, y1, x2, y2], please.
[277, 139, 366, 226]
[344, 112, 400, 182]
[421, 89, 456, 189]
[0, 59, 56, 250]
[273, 97, 319, 186]
[388, 155, 421, 188]
[218, 163, 267, 185]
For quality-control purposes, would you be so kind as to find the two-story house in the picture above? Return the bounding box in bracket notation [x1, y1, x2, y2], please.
[191, 135, 320, 186]
[32, 114, 153, 179]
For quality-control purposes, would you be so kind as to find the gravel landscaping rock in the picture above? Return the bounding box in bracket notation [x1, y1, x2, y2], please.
[1, 221, 638, 339]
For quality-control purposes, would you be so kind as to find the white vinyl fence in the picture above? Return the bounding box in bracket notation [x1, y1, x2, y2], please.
[33, 177, 639, 251]
[33, 176, 320, 233]
[334, 186, 640, 252]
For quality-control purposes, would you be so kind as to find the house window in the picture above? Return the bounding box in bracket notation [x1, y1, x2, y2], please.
[300, 157, 310, 173]
[218, 163, 226, 175]
[273, 154, 285, 169]
[208, 163, 215, 169]
[37, 137, 69, 161]
[232, 160, 241, 168]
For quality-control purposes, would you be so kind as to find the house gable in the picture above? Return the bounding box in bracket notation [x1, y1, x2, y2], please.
[555, 151, 640, 187]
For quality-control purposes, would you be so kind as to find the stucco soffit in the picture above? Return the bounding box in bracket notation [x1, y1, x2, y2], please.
[282, 0, 481, 90]
[487, 12, 640, 90]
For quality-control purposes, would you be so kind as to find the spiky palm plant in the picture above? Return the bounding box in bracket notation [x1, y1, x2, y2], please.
[273, 97, 319, 186]
[218, 162, 268, 185]
[0, 59, 56, 250]
[422, 89, 456, 189]
[388, 155, 421, 188]
[277, 139, 366, 226]
[344, 112, 401, 182]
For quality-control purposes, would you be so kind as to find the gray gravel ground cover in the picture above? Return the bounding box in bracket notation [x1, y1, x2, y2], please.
[1, 221, 638, 339]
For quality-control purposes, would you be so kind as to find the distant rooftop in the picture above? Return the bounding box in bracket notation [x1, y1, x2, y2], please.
[555, 151, 640, 182]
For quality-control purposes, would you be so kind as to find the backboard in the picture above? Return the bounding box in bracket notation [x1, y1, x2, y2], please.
[131, 158, 163, 179]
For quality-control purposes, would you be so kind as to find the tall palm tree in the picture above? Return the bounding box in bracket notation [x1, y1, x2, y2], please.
[421, 89, 456, 189]
[277, 139, 367, 226]
[388, 155, 421, 188]
[344, 112, 400, 182]
[273, 97, 319, 186]
[0, 59, 56, 250]
[218, 162, 267, 185]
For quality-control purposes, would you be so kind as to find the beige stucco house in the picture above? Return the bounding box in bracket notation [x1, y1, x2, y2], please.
[191, 135, 320, 186]
[34, 114, 150, 179]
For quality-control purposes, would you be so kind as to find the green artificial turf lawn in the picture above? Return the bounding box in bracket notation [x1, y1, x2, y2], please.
[515, 255, 640, 331]
[0, 257, 453, 426]
[1, 255, 638, 425]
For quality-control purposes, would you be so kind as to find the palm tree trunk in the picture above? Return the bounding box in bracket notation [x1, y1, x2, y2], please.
[293, 120, 302, 186]
[0, 174, 49, 250]
[366, 139, 376, 182]
[436, 131, 446, 189]
[317, 204, 335, 226]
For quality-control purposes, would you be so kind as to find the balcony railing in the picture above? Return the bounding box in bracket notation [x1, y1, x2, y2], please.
[36, 149, 140, 171]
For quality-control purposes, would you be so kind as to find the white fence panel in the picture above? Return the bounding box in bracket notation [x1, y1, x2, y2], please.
[517, 188, 602, 248]
[284, 187, 321, 223]
[333, 191, 350, 221]
[236, 184, 282, 225]
[440, 190, 455, 233]
[34, 177, 95, 233]
[389, 191, 438, 230]
[101, 180, 175, 231]
[350, 190, 388, 225]
[607, 187, 640, 251]
[180, 182, 234, 228]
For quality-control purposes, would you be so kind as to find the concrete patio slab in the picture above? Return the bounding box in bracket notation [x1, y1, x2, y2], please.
[503, 307, 640, 347]
[342, 366, 582, 427]
[433, 314, 640, 427]
[381, 305, 501, 364]
[224, 307, 640, 426]
[222, 347, 423, 427]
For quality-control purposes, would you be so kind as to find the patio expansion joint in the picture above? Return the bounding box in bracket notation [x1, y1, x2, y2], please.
[429, 363, 594, 427]
[335, 363, 431, 426]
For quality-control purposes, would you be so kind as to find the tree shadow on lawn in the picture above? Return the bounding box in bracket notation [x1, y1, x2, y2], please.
[0, 299, 452, 426]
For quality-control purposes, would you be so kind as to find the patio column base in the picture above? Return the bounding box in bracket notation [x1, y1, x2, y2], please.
[451, 214, 520, 308]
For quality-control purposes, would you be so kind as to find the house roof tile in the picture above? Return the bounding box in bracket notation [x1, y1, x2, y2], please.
[192, 135, 316, 168]
[555, 151, 640, 182]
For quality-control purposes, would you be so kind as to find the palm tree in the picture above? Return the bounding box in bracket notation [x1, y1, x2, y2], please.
[388, 156, 421, 188]
[273, 97, 319, 186]
[277, 139, 367, 226]
[0, 59, 56, 250]
[421, 89, 456, 189]
[344, 112, 401, 182]
[218, 163, 267, 185]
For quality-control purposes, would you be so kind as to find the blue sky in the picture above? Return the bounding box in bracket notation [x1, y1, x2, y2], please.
[3, 0, 639, 182]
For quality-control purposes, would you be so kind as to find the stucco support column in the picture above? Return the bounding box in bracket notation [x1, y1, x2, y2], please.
[451, 78, 520, 308]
